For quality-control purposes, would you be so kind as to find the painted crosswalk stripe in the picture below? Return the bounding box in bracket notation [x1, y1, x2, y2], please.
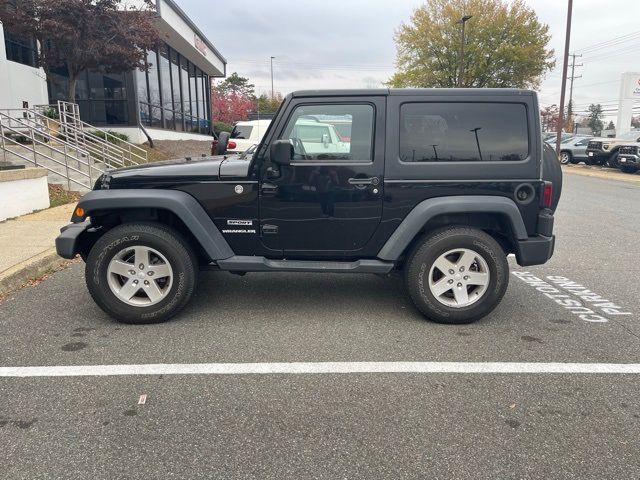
[1, 361, 640, 377]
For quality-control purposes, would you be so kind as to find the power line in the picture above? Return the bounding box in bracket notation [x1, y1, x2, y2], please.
[576, 30, 640, 54]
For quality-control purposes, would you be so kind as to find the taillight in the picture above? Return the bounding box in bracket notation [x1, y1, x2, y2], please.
[227, 141, 237, 150]
[542, 182, 553, 208]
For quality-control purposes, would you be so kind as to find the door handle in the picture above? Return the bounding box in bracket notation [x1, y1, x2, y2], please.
[348, 177, 379, 186]
[261, 182, 278, 195]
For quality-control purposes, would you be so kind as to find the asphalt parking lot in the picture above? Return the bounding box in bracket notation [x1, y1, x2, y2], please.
[1, 172, 639, 479]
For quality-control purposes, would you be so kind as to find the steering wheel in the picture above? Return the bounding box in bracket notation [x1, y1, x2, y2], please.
[291, 137, 308, 160]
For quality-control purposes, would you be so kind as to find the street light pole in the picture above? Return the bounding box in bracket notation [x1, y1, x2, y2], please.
[470, 127, 483, 161]
[457, 15, 472, 87]
[270, 56, 275, 99]
[556, 0, 573, 156]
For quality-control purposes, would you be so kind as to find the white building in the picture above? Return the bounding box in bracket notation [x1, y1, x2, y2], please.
[0, 0, 226, 143]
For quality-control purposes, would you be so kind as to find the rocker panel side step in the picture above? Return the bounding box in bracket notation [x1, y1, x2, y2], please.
[216, 256, 394, 274]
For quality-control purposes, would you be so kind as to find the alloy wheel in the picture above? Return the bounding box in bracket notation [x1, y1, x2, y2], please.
[428, 248, 490, 308]
[107, 246, 173, 307]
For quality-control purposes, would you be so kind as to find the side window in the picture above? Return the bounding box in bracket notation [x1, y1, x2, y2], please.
[280, 104, 374, 161]
[399, 103, 529, 162]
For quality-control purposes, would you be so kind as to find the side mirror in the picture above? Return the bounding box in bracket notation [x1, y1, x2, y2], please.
[322, 133, 330, 145]
[270, 139, 293, 165]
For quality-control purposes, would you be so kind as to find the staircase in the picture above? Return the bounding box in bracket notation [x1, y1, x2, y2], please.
[0, 101, 148, 191]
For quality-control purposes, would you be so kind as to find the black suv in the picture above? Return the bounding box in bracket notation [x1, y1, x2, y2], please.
[56, 89, 561, 325]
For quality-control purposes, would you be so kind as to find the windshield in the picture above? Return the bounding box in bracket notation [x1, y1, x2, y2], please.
[231, 125, 253, 139]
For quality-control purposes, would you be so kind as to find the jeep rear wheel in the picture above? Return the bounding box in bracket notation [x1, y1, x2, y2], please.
[85, 223, 197, 324]
[404, 227, 509, 324]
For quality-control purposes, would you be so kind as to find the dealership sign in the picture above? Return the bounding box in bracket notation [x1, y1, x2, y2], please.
[194, 34, 207, 56]
[617, 72, 640, 135]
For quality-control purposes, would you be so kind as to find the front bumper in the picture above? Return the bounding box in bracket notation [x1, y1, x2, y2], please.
[55, 221, 91, 259]
[618, 155, 640, 166]
[585, 149, 609, 161]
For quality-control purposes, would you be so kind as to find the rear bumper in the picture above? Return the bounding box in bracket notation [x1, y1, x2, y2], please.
[55, 221, 91, 259]
[516, 235, 555, 267]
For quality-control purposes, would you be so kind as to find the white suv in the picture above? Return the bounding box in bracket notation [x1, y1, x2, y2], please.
[216, 119, 271, 154]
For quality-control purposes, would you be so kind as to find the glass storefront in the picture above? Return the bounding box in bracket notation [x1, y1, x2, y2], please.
[137, 42, 211, 134]
[48, 41, 212, 133]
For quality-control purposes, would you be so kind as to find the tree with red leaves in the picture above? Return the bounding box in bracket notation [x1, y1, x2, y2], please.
[0, 0, 160, 102]
[211, 73, 257, 124]
[212, 88, 255, 125]
[540, 104, 560, 132]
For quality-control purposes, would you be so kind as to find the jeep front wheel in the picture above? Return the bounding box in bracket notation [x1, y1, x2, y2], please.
[85, 223, 197, 324]
[404, 227, 509, 324]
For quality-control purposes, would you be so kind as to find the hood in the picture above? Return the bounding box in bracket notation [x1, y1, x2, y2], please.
[98, 154, 248, 189]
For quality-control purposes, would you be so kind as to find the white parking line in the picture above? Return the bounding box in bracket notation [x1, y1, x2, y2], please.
[1, 362, 640, 377]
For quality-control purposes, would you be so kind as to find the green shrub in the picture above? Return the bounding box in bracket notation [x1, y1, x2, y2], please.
[87, 130, 130, 144]
[9, 134, 32, 144]
[42, 108, 59, 120]
[213, 121, 233, 136]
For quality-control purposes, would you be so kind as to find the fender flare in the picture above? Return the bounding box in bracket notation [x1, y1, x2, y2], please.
[377, 195, 528, 261]
[74, 189, 234, 261]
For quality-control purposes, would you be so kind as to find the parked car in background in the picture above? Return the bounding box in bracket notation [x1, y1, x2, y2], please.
[543, 132, 576, 144]
[558, 136, 593, 164]
[616, 143, 640, 174]
[211, 119, 271, 155]
[585, 130, 640, 167]
[292, 119, 350, 157]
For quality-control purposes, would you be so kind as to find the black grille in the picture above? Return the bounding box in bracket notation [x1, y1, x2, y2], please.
[619, 145, 638, 155]
[588, 141, 602, 150]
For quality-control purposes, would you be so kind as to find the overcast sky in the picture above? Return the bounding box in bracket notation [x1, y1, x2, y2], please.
[180, 0, 640, 121]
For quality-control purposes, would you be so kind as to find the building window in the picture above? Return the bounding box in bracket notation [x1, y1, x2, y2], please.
[170, 49, 184, 131]
[4, 29, 37, 67]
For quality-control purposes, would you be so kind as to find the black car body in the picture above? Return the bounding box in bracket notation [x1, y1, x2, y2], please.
[56, 88, 560, 325]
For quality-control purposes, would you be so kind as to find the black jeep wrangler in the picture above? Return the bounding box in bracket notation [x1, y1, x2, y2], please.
[56, 89, 561, 325]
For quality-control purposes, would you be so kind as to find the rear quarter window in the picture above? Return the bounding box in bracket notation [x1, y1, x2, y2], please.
[399, 102, 529, 162]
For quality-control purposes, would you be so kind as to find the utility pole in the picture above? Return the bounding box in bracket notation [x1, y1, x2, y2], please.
[457, 15, 472, 87]
[270, 56, 275, 99]
[566, 52, 582, 132]
[555, 0, 573, 156]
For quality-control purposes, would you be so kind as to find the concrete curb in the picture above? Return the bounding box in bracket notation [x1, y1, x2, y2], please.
[0, 248, 74, 297]
[562, 165, 640, 183]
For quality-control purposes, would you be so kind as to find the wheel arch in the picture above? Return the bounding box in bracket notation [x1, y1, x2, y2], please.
[72, 189, 234, 263]
[377, 196, 527, 262]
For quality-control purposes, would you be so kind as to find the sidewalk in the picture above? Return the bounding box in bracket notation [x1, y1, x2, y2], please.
[0, 204, 76, 297]
[562, 164, 640, 183]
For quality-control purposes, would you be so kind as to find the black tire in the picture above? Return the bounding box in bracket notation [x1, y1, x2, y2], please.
[542, 142, 562, 212]
[215, 131, 230, 155]
[606, 152, 619, 168]
[621, 166, 639, 174]
[85, 223, 197, 324]
[585, 156, 597, 166]
[559, 150, 572, 165]
[569, 157, 580, 164]
[404, 227, 509, 325]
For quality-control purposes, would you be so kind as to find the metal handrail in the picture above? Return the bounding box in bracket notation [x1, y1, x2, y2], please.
[0, 112, 105, 190]
[0, 108, 129, 170]
[56, 101, 148, 164]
